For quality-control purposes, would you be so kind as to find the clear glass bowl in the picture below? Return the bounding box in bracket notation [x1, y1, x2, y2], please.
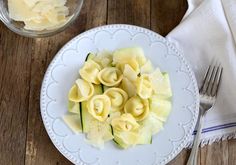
[0, 0, 84, 38]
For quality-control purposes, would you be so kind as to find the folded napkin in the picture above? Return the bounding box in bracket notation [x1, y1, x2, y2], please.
[167, 0, 236, 146]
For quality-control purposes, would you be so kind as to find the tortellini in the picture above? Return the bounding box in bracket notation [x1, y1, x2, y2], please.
[68, 78, 94, 102]
[111, 113, 139, 132]
[87, 95, 111, 122]
[98, 67, 123, 86]
[124, 96, 149, 121]
[104, 88, 128, 112]
[66, 47, 172, 149]
[79, 60, 102, 84]
[136, 74, 153, 99]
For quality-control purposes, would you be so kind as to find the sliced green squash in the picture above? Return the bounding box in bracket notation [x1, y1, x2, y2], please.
[136, 125, 152, 144]
[102, 85, 110, 92]
[80, 101, 94, 133]
[113, 47, 147, 66]
[68, 101, 80, 114]
[93, 84, 103, 95]
[85, 53, 95, 61]
[86, 120, 113, 148]
[140, 112, 163, 135]
[150, 70, 172, 98]
[149, 97, 172, 122]
[111, 126, 139, 149]
[63, 113, 82, 133]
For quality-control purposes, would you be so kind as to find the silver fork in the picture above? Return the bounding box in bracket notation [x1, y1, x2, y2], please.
[187, 64, 223, 165]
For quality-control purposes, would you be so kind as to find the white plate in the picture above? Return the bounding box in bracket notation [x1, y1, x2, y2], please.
[40, 24, 199, 165]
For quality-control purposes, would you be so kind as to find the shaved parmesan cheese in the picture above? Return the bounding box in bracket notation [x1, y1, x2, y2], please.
[8, 0, 41, 21]
[8, 0, 71, 31]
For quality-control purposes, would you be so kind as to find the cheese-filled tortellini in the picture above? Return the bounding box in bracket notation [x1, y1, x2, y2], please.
[104, 88, 128, 112]
[124, 96, 149, 121]
[136, 74, 153, 99]
[87, 95, 111, 122]
[98, 67, 123, 86]
[79, 60, 102, 84]
[68, 79, 94, 102]
[111, 113, 139, 132]
[66, 47, 173, 149]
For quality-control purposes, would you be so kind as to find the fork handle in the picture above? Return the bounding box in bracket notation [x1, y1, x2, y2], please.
[187, 107, 205, 165]
[0, 12, 3, 22]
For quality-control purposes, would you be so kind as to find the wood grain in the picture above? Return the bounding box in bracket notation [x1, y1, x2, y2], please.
[200, 141, 229, 165]
[151, 0, 188, 36]
[0, 0, 236, 165]
[229, 139, 236, 165]
[108, 0, 151, 28]
[24, 0, 107, 165]
[0, 24, 33, 165]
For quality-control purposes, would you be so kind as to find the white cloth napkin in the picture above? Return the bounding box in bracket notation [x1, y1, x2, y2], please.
[167, 0, 236, 146]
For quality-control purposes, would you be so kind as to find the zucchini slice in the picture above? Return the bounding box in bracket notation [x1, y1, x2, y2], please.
[85, 53, 95, 61]
[80, 101, 94, 133]
[94, 84, 103, 95]
[68, 101, 80, 114]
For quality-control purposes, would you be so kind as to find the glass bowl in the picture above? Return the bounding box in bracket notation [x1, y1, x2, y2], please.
[0, 0, 84, 38]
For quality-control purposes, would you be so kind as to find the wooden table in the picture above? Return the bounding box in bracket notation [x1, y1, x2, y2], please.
[1, 0, 236, 165]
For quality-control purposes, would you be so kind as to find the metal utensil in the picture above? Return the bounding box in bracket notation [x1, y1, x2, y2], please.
[187, 64, 223, 165]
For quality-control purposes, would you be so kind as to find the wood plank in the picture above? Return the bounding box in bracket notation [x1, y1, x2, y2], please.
[108, 0, 151, 28]
[0, 24, 33, 164]
[151, 0, 188, 36]
[24, 0, 107, 164]
[200, 141, 228, 165]
[168, 149, 189, 165]
[228, 139, 236, 165]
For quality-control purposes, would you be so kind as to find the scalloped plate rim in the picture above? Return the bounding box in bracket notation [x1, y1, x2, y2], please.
[40, 24, 199, 165]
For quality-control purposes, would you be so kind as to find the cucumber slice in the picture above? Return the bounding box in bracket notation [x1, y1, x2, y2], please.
[86, 120, 113, 148]
[137, 126, 152, 144]
[113, 47, 146, 66]
[111, 126, 139, 149]
[85, 53, 95, 61]
[81, 101, 94, 133]
[68, 101, 80, 114]
[161, 73, 172, 98]
[113, 134, 130, 149]
[63, 113, 82, 133]
[149, 97, 171, 122]
[140, 60, 154, 74]
[140, 112, 163, 135]
[94, 84, 103, 94]
[150, 70, 172, 98]
[103, 85, 110, 92]
[111, 126, 127, 149]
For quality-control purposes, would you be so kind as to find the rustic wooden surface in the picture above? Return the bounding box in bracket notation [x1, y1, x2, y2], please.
[0, 0, 235, 165]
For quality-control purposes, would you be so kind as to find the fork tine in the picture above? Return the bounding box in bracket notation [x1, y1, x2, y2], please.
[200, 65, 214, 94]
[211, 66, 223, 96]
[206, 66, 217, 96]
[199, 66, 210, 93]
